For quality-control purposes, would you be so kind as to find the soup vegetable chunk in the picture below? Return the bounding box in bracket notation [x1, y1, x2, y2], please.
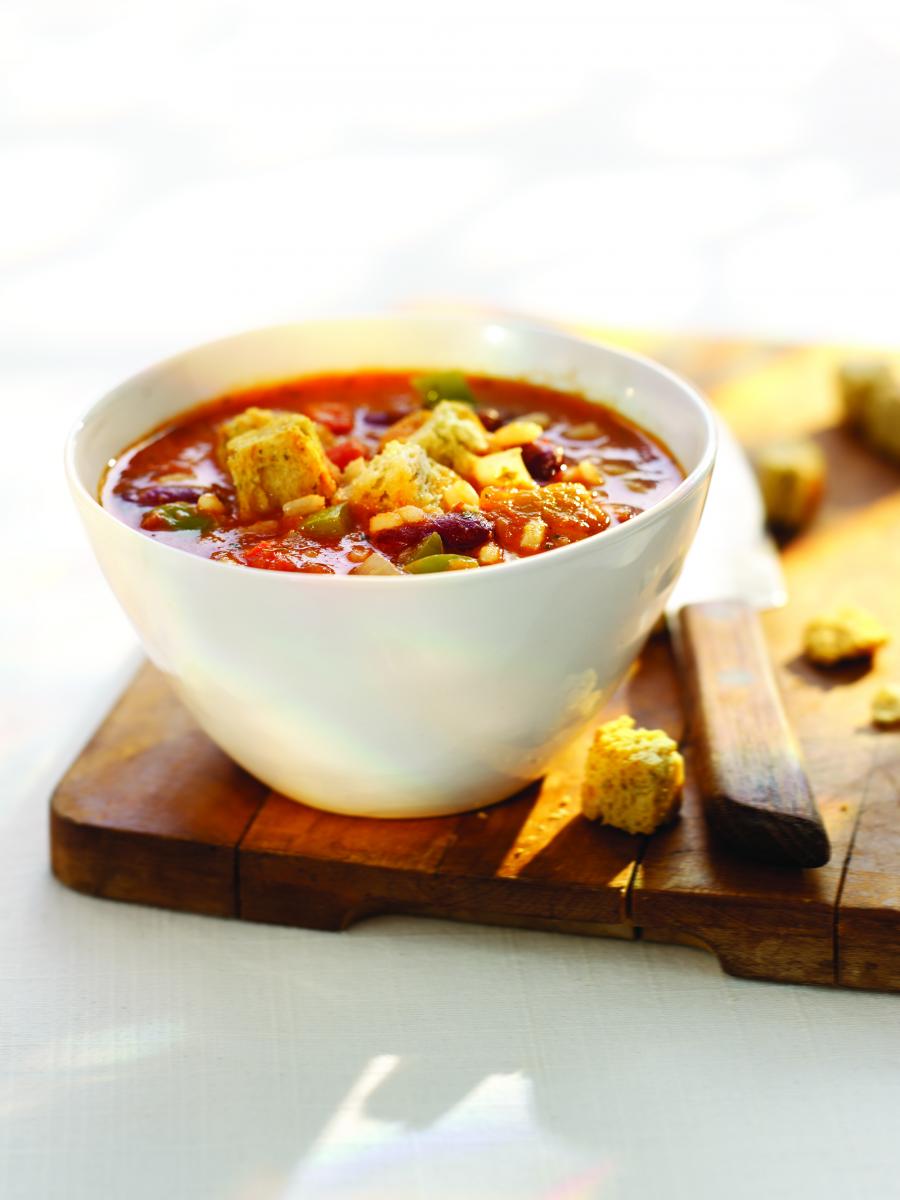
[102, 370, 683, 575]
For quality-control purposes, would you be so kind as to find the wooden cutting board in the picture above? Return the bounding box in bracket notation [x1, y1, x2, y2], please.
[50, 333, 900, 992]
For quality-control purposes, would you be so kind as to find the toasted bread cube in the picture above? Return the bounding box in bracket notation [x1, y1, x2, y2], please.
[837, 360, 894, 426]
[803, 606, 889, 665]
[872, 684, 900, 727]
[836, 360, 900, 463]
[860, 384, 900, 463]
[377, 408, 430, 448]
[582, 715, 684, 835]
[752, 439, 826, 533]
[220, 406, 288, 443]
[346, 439, 467, 515]
[218, 406, 308, 462]
[408, 400, 490, 470]
[225, 415, 335, 520]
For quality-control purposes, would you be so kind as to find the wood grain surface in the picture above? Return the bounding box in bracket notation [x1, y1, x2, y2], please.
[50, 335, 900, 991]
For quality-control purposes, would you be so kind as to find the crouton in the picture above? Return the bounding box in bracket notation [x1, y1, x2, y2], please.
[837, 360, 894, 427]
[860, 384, 900, 463]
[225, 414, 335, 520]
[220, 406, 287, 443]
[836, 360, 900, 463]
[378, 408, 430, 448]
[581, 715, 684, 835]
[408, 400, 491, 471]
[345, 439, 471, 515]
[752, 438, 826, 533]
[803, 606, 889, 665]
[872, 684, 900, 728]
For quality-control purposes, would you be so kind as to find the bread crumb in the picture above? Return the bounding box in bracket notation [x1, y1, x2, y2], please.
[872, 684, 900, 727]
[581, 715, 684, 835]
[803, 606, 889, 665]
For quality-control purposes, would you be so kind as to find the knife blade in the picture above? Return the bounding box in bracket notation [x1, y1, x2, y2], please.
[666, 415, 831, 868]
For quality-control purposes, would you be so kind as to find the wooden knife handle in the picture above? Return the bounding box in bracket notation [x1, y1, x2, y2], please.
[677, 600, 831, 868]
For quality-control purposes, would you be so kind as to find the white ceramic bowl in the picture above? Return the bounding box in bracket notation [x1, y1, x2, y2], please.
[66, 317, 716, 818]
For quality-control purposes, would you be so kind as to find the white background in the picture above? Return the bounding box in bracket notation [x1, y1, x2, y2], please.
[2, 2, 900, 1197]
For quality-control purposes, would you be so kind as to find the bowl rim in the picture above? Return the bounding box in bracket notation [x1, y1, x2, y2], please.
[64, 314, 718, 586]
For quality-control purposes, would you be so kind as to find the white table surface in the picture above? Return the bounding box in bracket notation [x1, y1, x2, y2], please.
[3, 3, 900, 1197]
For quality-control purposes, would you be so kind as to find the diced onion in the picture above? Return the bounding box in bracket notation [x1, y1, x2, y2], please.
[350, 551, 402, 576]
[565, 421, 603, 440]
[283, 494, 327, 518]
[490, 420, 545, 450]
[520, 517, 547, 550]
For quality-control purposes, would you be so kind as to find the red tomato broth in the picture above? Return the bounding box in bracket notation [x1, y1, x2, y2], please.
[101, 371, 684, 574]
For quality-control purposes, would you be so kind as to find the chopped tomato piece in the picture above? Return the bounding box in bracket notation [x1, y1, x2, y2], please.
[480, 482, 610, 554]
[327, 438, 369, 469]
[307, 401, 354, 435]
[242, 537, 334, 573]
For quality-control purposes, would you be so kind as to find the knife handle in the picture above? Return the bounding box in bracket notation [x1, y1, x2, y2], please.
[677, 600, 831, 868]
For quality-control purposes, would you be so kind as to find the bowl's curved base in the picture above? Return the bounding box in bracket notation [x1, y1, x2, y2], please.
[269, 778, 541, 821]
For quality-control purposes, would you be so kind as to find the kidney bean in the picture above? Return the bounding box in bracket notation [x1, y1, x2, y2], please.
[363, 405, 415, 426]
[118, 483, 207, 505]
[373, 511, 493, 555]
[476, 407, 503, 432]
[521, 440, 564, 482]
[429, 511, 493, 552]
[370, 523, 428, 554]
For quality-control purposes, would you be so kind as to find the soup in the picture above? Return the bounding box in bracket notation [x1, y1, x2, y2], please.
[102, 370, 683, 575]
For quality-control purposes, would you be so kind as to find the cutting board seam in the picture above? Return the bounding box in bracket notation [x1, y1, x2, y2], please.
[831, 740, 882, 988]
[623, 836, 649, 930]
[232, 790, 278, 918]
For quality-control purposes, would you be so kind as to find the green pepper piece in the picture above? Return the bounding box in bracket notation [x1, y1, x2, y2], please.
[405, 553, 479, 574]
[144, 502, 213, 532]
[301, 502, 352, 539]
[399, 531, 444, 565]
[411, 370, 475, 408]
